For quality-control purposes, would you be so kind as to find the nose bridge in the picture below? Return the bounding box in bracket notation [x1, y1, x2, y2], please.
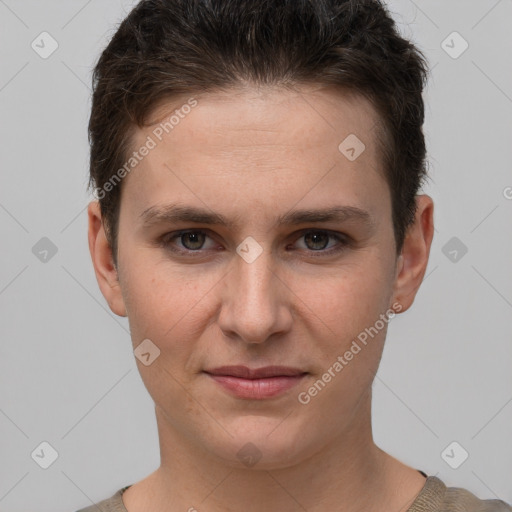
[219, 238, 287, 342]
[236, 243, 274, 305]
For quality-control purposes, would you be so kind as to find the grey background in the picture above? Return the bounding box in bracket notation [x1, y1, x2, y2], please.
[0, 0, 511, 510]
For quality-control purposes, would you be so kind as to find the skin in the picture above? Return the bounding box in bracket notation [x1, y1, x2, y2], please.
[88, 83, 434, 512]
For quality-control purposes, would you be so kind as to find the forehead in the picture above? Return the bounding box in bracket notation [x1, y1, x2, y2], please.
[146, 84, 382, 157]
[119, 84, 389, 227]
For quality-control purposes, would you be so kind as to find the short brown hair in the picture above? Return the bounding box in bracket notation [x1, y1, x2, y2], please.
[88, 0, 430, 267]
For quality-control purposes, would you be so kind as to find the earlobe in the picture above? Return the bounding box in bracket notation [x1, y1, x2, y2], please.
[390, 195, 434, 314]
[87, 200, 127, 317]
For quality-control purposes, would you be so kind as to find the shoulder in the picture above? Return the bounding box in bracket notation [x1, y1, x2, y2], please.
[74, 485, 129, 512]
[410, 476, 512, 512]
[443, 485, 512, 512]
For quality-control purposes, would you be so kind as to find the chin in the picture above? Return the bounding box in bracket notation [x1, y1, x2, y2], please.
[200, 417, 317, 470]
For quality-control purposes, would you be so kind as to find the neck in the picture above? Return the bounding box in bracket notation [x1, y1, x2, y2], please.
[123, 389, 426, 512]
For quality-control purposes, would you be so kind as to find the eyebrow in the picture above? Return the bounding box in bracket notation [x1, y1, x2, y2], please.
[139, 203, 375, 231]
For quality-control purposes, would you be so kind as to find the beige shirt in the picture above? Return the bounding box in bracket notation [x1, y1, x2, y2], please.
[75, 475, 512, 511]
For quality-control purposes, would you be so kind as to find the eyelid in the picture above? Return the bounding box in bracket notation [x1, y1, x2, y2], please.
[293, 227, 350, 242]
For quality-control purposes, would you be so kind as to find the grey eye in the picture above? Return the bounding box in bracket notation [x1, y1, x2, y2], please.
[179, 231, 207, 250]
[303, 231, 330, 251]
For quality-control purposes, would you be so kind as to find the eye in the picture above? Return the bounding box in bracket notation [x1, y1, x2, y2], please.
[291, 229, 350, 256]
[160, 229, 217, 255]
[159, 229, 350, 257]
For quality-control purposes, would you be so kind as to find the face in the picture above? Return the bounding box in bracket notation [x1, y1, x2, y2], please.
[89, 84, 431, 470]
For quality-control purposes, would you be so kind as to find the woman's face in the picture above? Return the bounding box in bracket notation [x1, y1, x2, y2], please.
[94, 84, 407, 469]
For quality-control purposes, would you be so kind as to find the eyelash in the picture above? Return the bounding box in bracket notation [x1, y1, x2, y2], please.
[158, 229, 351, 258]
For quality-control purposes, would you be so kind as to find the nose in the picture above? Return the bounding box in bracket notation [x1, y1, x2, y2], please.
[217, 242, 293, 344]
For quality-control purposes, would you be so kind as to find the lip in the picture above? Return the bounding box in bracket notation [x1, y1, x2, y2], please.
[204, 365, 308, 400]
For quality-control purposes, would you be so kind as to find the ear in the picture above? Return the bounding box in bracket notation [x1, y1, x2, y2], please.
[390, 194, 434, 314]
[87, 200, 127, 317]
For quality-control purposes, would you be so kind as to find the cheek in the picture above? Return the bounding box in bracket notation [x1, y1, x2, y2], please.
[292, 259, 392, 328]
[121, 257, 218, 346]
[121, 239, 395, 352]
